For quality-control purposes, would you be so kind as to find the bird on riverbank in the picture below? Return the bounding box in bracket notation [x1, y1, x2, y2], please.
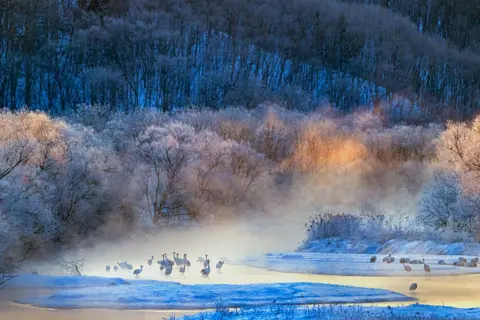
[383, 254, 394, 263]
[173, 252, 179, 266]
[472, 257, 479, 264]
[164, 264, 173, 277]
[179, 263, 186, 275]
[163, 253, 175, 268]
[113, 266, 118, 271]
[438, 260, 446, 265]
[201, 260, 211, 277]
[157, 256, 164, 265]
[203, 255, 209, 268]
[117, 261, 130, 270]
[176, 253, 185, 266]
[423, 259, 431, 274]
[216, 261, 224, 272]
[459, 257, 467, 263]
[184, 254, 191, 268]
[133, 265, 143, 277]
[106, 265, 111, 272]
[409, 283, 417, 292]
[159, 254, 167, 271]
[370, 256, 376, 263]
[453, 261, 466, 267]
[148, 256, 154, 267]
[402, 263, 412, 272]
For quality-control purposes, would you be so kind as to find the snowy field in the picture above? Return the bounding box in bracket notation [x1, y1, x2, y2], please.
[11, 274, 414, 310]
[233, 252, 480, 276]
[181, 304, 480, 320]
[299, 238, 480, 255]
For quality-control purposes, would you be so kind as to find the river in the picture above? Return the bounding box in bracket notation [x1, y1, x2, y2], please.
[1, 264, 479, 320]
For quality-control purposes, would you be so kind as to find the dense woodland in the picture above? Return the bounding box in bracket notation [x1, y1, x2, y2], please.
[1, 0, 480, 283]
[1, 0, 480, 120]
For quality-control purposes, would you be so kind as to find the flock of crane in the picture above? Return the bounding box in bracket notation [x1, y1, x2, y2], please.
[102, 252, 479, 296]
[371, 254, 480, 292]
[104, 253, 225, 278]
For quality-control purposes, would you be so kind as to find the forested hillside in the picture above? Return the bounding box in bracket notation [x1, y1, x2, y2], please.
[346, 0, 480, 53]
[1, 0, 480, 120]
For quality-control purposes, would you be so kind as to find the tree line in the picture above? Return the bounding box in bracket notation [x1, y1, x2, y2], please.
[1, 0, 480, 120]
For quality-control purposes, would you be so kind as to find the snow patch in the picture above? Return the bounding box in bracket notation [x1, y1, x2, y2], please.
[299, 238, 480, 255]
[5, 274, 128, 289]
[13, 275, 414, 310]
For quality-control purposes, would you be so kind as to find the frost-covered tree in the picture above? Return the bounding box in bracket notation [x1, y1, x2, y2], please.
[418, 170, 476, 233]
[185, 129, 268, 220]
[135, 122, 192, 224]
[48, 124, 124, 240]
[437, 117, 480, 189]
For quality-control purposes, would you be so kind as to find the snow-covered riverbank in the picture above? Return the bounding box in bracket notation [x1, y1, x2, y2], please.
[9, 274, 414, 310]
[233, 252, 480, 277]
[299, 238, 480, 255]
[182, 304, 480, 320]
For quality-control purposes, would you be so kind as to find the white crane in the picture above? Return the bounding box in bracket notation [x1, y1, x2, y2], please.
[159, 254, 166, 271]
[203, 254, 209, 268]
[184, 254, 191, 268]
[176, 253, 185, 266]
[201, 260, 211, 277]
[164, 264, 173, 277]
[423, 259, 431, 274]
[179, 263, 186, 275]
[173, 252, 179, 266]
[166, 253, 175, 267]
[382, 254, 394, 263]
[409, 283, 417, 292]
[133, 265, 144, 277]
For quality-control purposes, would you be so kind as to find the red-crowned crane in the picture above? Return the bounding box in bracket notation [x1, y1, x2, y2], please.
[133, 265, 143, 277]
[201, 260, 211, 277]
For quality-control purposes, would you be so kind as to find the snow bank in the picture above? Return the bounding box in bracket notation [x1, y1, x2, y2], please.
[299, 238, 480, 255]
[234, 252, 480, 276]
[15, 275, 414, 309]
[5, 274, 128, 289]
[182, 304, 480, 320]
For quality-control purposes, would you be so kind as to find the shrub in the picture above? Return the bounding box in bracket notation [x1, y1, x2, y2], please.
[418, 170, 477, 234]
